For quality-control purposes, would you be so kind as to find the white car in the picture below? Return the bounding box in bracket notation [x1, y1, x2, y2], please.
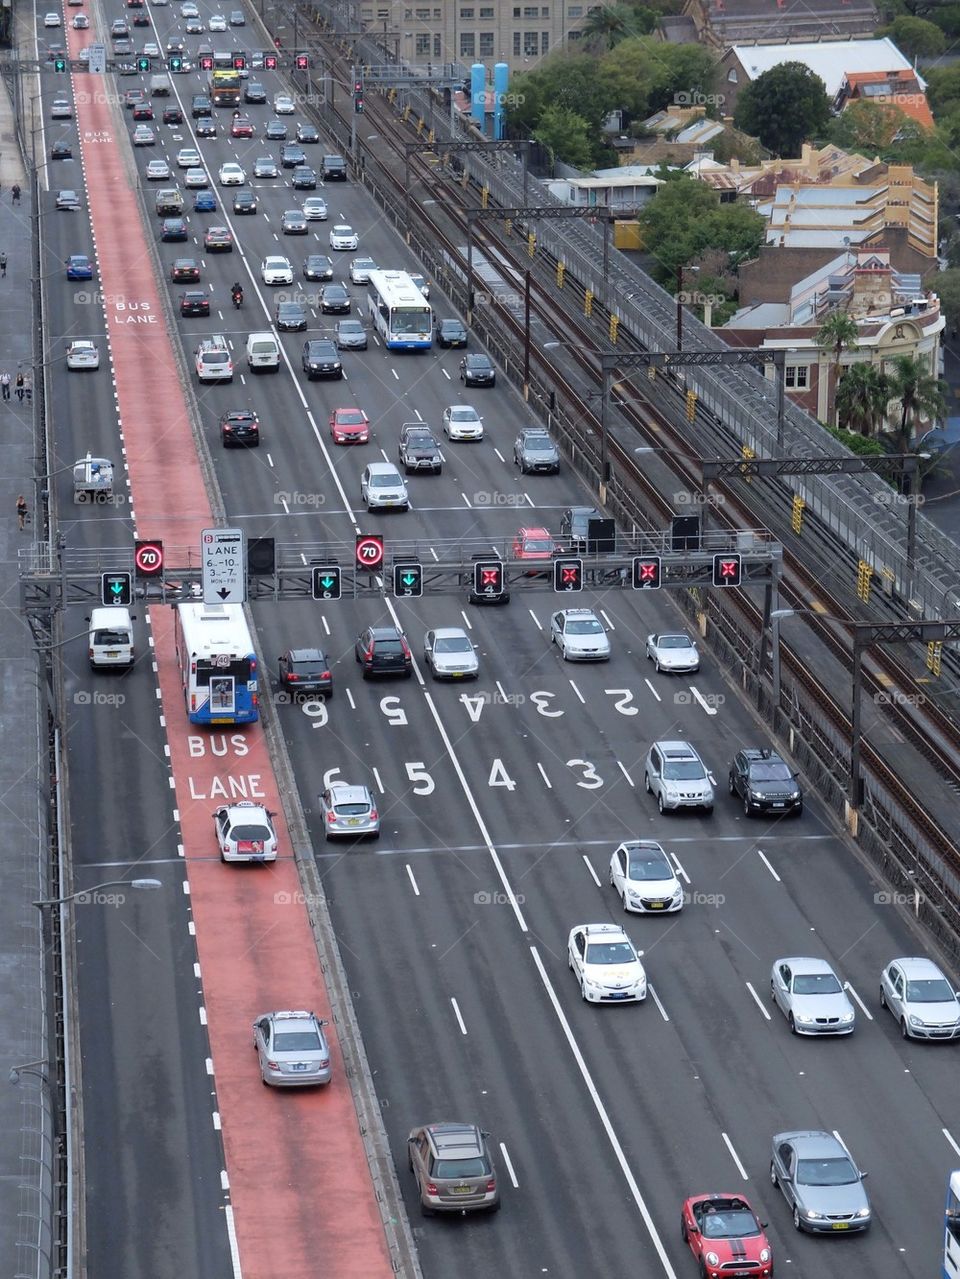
[180, 1, 198, 13]
[361, 462, 409, 512]
[132, 124, 155, 146]
[880, 956, 960, 1040]
[550, 608, 610, 661]
[218, 162, 245, 185]
[44, 11, 61, 25]
[771, 957, 856, 1036]
[645, 631, 700, 673]
[145, 158, 170, 180]
[609, 840, 683, 914]
[72, 13, 88, 27]
[423, 628, 478, 680]
[184, 167, 209, 188]
[51, 96, 72, 119]
[66, 340, 100, 370]
[329, 224, 358, 251]
[213, 801, 278, 863]
[142, 41, 160, 56]
[273, 93, 295, 114]
[261, 255, 293, 285]
[208, 12, 226, 29]
[442, 404, 483, 441]
[349, 256, 376, 284]
[176, 147, 201, 168]
[568, 923, 646, 1004]
[302, 196, 328, 221]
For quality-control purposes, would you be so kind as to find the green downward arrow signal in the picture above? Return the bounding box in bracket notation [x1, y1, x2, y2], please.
[402, 573, 416, 586]
[320, 575, 334, 589]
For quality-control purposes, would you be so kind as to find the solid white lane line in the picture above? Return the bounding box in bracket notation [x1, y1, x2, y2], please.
[495, 681, 509, 702]
[756, 848, 781, 882]
[599, 609, 615, 629]
[581, 855, 601, 887]
[405, 864, 420, 896]
[569, 679, 585, 704]
[528, 609, 542, 630]
[224, 1204, 244, 1279]
[451, 997, 468, 1035]
[722, 1133, 749, 1180]
[644, 678, 661, 702]
[648, 984, 669, 1022]
[691, 687, 717, 715]
[345, 688, 356, 710]
[371, 767, 385, 794]
[499, 1142, 519, 1188]
[845, 983, 873, 1020]
[746, 982, 771, 1020]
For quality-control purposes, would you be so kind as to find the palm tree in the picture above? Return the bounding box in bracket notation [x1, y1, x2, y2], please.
[816, 310, 860, 425]
[836, 363, 891, 436]
[579, 4, 644, 50]
[887, 354, 946, 452]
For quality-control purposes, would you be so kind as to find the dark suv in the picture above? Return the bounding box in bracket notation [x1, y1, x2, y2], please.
[728, 748, 802, 816]
[278, 647, 332, 698]
[355, 626, 412, 678]
[407, 1122, 500, 1216]
[321, 153, 347, 180]
[301, 339, 342, 380]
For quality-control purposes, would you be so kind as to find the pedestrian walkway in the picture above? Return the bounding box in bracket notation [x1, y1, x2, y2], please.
[0, 57, 54, 1279]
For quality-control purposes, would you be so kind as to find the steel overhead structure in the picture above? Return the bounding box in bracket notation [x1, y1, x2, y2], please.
[404, 139, 531, 241]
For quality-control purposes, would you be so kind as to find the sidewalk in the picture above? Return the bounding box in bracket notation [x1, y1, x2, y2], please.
[0, 61, 54, 1279]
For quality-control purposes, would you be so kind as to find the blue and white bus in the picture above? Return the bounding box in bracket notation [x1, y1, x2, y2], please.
[945, 1170, 960, 1278]
[367, 270, 432, 350]
[175, 602, 259, 725]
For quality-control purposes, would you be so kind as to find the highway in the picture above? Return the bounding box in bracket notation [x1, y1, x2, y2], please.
[36, 2, 960, 1275]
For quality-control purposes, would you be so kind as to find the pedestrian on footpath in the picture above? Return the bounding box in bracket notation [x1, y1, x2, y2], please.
[23, 372, 32, 403]
[11, 184, 20, 206]
[0, 252, 7, 278]
[14, 370, 23, 401]
[0, 372, 9, 401]
[16, 495, 27, 530]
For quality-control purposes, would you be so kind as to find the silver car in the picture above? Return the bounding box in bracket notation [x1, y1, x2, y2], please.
[424, 627, 478, 680]
[880, 956, 960, 1039]
[550, 608, 610, 661]
[644, 741, 714, 813]
[770, 957, 855, 1035]
[318, 782, 379, 839]
[770, 1131, 871, 1233]
[253, 1010, 332, 1086]
[609, 840, 683, 914]
[645, 632, 700, 673]
[361, 462, 408, 511]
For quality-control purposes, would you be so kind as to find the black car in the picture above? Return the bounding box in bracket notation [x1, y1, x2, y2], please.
[355, 626, 412, 679]
[514, 427, 560, 475]
[302, 339, 342, 379]
[232, 190, 257, 215]
[296, 123, 319, 143]
[320, 283, 350, 314]
[161, 216, 188, 241]
[51, 140, 73, 160]
[278, 647, 333, 698]
[165, 38, 185, 52]
[304, 254, 334, 281]
[435, 317, 467, 348]
[220, 409, 260, 447]
[291, 165, 317, 189]
[560, 505, 604, 549]
[459, 353, 495, 386]
[281, 209, 308, 235]
[281, 142, 306, 167]
[171, 257, 200, 282]
[398, 426, 442, 474]
[321, 154, 347, 180]
[244, 81, 266, 103]
[728, 748, 803, 816]
[336, 318, 367, 350]
[191, 94, 212, 117]
[195, 118, 217, 137]
[180, 289, 210, 316]
[276, 301, 307, 331]
[162, 105, 184, 124]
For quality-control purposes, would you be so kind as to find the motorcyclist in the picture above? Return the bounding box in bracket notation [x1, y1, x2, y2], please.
[231, 281, 243, 306]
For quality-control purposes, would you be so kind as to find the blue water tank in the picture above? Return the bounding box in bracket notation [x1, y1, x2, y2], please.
[493, 62, 509, 140]
[470, 62, 486, 126]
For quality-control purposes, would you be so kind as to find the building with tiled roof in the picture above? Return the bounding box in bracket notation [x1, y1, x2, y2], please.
[836, 70, 935, 130]
[680, 0, 878, 49]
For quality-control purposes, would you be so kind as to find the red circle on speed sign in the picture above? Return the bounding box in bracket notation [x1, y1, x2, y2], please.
[134, 539, 164, 578]
[355, 534, 384, 569]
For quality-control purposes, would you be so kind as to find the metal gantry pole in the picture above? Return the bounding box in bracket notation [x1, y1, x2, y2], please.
[523, 268, 530, 401]
[849, 629, 864, 820]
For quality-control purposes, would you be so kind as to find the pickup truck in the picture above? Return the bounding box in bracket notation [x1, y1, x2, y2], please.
[398, 423, 442, 474]
[73, 454, 114, 503]
[155, 187, 183, 216]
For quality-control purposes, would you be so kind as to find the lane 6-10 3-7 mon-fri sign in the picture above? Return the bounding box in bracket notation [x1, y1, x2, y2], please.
[201, 528, 246, 604]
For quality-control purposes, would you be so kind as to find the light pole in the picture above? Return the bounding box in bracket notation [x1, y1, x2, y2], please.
[543, 340, 611, 487]
[676, 264, 699, 353]
[34, 878, 162, 911]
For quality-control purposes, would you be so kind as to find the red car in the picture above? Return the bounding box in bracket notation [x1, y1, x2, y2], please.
[231, 116, 254, 138]
[132, 102, 154, 120]
[329, 407, 369, 445]
[681, 1195, 773, 1279]
[511, 526, 556, 575]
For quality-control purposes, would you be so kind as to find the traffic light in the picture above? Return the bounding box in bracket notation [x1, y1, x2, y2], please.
[354, 78, 364, 113]
[393, 561, 423, 597]
[263, 53, 278, 70]
[295, 53, 310, 70]
[101, 571, 133, 606]
[553, 557, 583, 593]
[473, 560, 504, 598]
[199, 54, 214, 70]
[137, 55, 151, 72]
[168, 54, 182, 71]
[632, 555, 662, 590]
[232, 54, 246, 70]
[712, 553, 742, 588]
[54, 56, 67, 72]
[311, 565, 341, 600]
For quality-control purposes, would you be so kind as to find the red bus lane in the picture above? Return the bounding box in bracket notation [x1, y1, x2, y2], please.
[70, 62, 394, 1279]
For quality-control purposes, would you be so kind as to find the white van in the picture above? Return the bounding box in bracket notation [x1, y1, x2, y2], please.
[150, 73, 171, 96]
[88, 607, 135, 669]
[246, 332, 280, 372]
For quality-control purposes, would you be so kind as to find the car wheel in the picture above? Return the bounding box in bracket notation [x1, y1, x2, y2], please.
[580, 979, 589, 1002]
[900, 1017, 910, 1039]
[420, 1201, 435, 1218]
[621, 888, 628, 910]
[698, 1262, 708, 1279]
[657, 793, 665, 814]
[743, 794, 751, 817]
[728, 773, 735, 795]
[644, 772, 651, 793]
[792, 1205, 802, 1232]
[681, 1216, 688, 1243]
[879, 986, 887, 1009]
[770, 1160, 778, 1186]
[788, 1012, 797, 1034]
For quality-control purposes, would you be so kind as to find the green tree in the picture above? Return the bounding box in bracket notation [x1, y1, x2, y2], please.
[935, 268, 960, 333]
[836, 364, 892, 435]
[887, 353, 946, 448]
[580, 4, 651, 49]
[637, 176, 764, 283]
[735, 62, 831, 156]
[879, 14, 947, 56]
[816, 310, 860, 424]
[532, 104, 596, 168]
[508, 53, 619, 137]
[828, 100, 914, 154]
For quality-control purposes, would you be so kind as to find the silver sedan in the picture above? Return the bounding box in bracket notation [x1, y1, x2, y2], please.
[880, 956, 960, 1039]
[770, 957, 855, 1035]
[550, 608, 610, 661]
[424, 627, 478, 679]
[770, 1131, 871, 1233]
[645, 632, 700, 673]
[253, 1010, 332, 1086]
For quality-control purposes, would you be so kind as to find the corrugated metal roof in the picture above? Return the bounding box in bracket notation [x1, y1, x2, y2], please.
[730, 38, 919, 97]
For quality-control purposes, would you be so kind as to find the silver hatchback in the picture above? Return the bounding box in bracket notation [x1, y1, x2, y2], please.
[644, 741, 714, 813]
[253, 1010, 332, 1086]
[318, 782, 379, 839]
[880, 956, 960, 1039]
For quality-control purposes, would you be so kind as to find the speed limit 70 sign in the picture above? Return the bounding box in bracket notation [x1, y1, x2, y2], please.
[355, 534, 385, 572]
[134, 539, 164, 578]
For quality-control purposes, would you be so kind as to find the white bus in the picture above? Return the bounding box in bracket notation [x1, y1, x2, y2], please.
[174, 602, 260, 725]
[367, 269, 432, 350]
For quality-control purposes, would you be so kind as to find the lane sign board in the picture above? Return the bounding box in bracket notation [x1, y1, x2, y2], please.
[201, 527, 246, 604]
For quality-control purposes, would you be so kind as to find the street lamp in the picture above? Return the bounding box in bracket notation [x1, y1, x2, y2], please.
[33, 878, 162, 910]
[676, 264, 699, 353]
[543, 339, 612, 487]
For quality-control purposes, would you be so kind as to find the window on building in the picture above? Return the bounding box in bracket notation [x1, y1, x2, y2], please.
[785, 365, 809, 389]
[523, 5, 538, 14]
[460, 31, 476, 55]
[460, 6, 474, 15]
[404, 7, 412, 16]
[568, 4, 583, 12]
[568, 28, 582, 38]
[727, 68, 738, 82]
[415, 32, 431, 52]
[541, 5, 549, 13]
[513, 6, 520, 14]
[434, 32, 441, 52]
[434, 7, 441, 17]
[361, 6, 373, 16]
[480, 5, 494, 13]
[541, 30, 549, 49]
[513, 31, 521, 53]
[376, 8, 389, 16]
[479, 30, 494, 54]
[415, 6, 430, 16]
[523, 29, 538, 53]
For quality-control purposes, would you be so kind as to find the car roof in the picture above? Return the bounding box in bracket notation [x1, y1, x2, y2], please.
[654, 740, 697, 755]
[328, 783, 371, 803]
[578, 922, 631, 944]
[366, 461, 402, 475]
[890, 956, 947, 978]
[559, 607, 597, 618]
[432, 626, 468, 639]
[618, 839, 667, 855]
[288, 647, 326, 662]
[423, 1122, 484, 1156]
[776, 956, 836, 974]
[519, 526, 551, 537]
[223, 801, 268, 817]
[369, 625, 402, 638]
[774, 1131, 845, 1158]
[652, 632, 693, 641]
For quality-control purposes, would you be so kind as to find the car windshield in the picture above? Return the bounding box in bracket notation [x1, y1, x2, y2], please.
[230, 823, 270, 841]
[906, 977, 955, 1002]
[292, 661, 325, 674]
[662, 761, 704, 780]
[435, 1157, 487, 1179]
[749, 762, 792, 781]
[627, 850, 671, 881]
[375, 640, 402, 652]
[525, 437, 554, 451]
[797, 1156, 857, 1186]
[340, 322, 362, 332]
[338, 411, 365, 424]
[370, 474, 400, 487]
[700, 1207, 760, 1240]
[450, 408, 476, 421]
[659, 635, 692, 649]
[566, 619, 602, 634]
[523, 539, 553, 553]
[333, 802, 370, 816]
[201, 353, 228, 364]
[435, 637, 472, 653]
[792, 973, 842, 995]
[585, 941, 635, 966]
[273, 1029, 321, 1052]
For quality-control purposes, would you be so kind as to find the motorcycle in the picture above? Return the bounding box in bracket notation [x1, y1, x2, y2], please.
[232, 289, 243, 309]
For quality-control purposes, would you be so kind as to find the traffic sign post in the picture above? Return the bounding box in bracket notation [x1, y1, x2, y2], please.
[311, 565, 342, 600]
[355, 534, 385, 573]
[393, 561, 423, 597]
[553, 557, 583, 592]
[134, 539, 164, 578]
[712, 553, 742, 588]
[201, 528, 246, 604]
[101, 571, 132, 606]
[88, 43, 106, 73]
[472, 560, 505, 599]
[632, 555, 662, 589]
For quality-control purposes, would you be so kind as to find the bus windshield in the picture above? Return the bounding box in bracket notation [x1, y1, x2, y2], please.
[392, 306, 430, 335]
